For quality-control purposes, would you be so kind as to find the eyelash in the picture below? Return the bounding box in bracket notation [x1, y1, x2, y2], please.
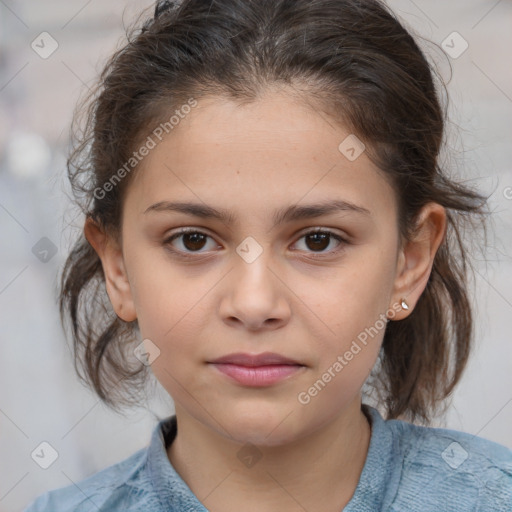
[163, 227, 349, 259]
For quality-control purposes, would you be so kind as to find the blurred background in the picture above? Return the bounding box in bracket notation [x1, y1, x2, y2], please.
[0, 1, 511, 511]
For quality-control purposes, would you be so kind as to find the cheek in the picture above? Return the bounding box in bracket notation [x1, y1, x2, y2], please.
[316, 253, 394, 341]
[139, 296, 209, 408]
[297, 299, 384, 420]
[302, 250, 394, 393]
[129, 229, 394, 406]
[130, 287, 203, 388]
[128, 247, 205, 336]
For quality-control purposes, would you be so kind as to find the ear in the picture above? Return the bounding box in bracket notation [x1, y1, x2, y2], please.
[83, 217, 137, 322]
[389, 202, 447, 320]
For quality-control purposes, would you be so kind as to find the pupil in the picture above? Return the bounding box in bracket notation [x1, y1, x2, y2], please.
[184, 233, 206, 251]
[181, 233, 330, 252]
[307, 233, 329, 251]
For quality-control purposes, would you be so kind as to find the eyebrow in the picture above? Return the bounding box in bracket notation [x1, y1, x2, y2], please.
[143, 199, 371, 226]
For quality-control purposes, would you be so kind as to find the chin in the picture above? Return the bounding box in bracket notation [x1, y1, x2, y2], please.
[231, 425, 299, 447]
[215, 405, 307, 447]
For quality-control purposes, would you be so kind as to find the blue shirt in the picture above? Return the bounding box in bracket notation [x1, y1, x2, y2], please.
[24, 405, 512, 511]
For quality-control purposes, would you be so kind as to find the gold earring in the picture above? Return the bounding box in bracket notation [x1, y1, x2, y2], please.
[400, 298, 409, 310]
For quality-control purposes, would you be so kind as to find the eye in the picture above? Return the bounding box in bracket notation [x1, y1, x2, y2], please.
[292, 229, 347, 256]
[163, 228, 218, 255]
[163, 227, 348, 258]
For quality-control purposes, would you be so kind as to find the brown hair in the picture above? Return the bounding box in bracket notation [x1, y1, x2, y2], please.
[59, 0, 490, 423]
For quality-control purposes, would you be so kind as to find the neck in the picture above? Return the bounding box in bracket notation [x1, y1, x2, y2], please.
[167, 398, 371, 512]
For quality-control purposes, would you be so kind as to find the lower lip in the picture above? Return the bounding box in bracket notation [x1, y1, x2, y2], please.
[210, 363, 304, 387]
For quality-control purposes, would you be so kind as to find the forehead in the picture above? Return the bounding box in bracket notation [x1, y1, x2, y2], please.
[124, 91, 397, 226]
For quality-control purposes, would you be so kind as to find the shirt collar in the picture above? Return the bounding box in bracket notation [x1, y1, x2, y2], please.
[147, 405, 399, 511]
[343, 404, 401, 511]
[147, 414, 208, 511]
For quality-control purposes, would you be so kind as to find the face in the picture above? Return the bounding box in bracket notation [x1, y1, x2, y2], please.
[89, 88, 437, 446]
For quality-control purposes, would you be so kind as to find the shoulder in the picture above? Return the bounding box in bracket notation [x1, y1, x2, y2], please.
[23, 446, 158, 512]
[386, 417, 512, 511]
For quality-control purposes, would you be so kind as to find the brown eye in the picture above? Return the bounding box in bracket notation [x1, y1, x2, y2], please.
[163, 227, 348, 259]
[164, 229, 217, 254]
[180, 232, 208, 251]
[305, 232, 330, 251]
[293, 229, 347, 256]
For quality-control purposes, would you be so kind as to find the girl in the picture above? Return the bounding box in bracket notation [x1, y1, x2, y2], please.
[25, 0, 511, 510]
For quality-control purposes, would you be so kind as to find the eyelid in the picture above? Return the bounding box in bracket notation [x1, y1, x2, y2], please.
[163, 227, 221, 252]
[291, 228, 349, 257]
[163, 226, 350, 258]
[295, 225, 349, 239]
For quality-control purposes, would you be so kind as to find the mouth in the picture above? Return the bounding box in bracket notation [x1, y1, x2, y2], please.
[207, 352, 306, 387]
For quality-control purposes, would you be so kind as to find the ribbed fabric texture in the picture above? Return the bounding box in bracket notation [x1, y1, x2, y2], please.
[24, 405, 512, 511]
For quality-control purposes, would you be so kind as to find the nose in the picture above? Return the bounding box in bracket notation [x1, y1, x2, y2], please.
[218, 252, 291, 332]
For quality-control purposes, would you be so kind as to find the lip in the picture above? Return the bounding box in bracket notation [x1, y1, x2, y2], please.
[207, 352, 305, 387]
[209, 352, 302, 366]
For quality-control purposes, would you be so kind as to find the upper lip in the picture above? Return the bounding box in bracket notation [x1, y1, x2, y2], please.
[208, 352, 303, 366]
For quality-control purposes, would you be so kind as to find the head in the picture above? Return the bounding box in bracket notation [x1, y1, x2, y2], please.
[61, 0, 489, 441]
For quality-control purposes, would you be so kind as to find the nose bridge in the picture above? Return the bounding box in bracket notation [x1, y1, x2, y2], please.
[233, 234, 276, 292]
[219, 234, 291, 329]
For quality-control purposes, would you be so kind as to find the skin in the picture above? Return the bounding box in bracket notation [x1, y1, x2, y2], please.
[85, 87, 447, 512]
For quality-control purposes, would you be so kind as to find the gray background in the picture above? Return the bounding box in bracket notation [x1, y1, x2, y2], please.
[0, 1, 511, 511]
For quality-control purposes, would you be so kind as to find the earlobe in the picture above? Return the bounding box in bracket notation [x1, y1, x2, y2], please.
[83, 217, 137, 322]
[389, 202, 447, 320]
